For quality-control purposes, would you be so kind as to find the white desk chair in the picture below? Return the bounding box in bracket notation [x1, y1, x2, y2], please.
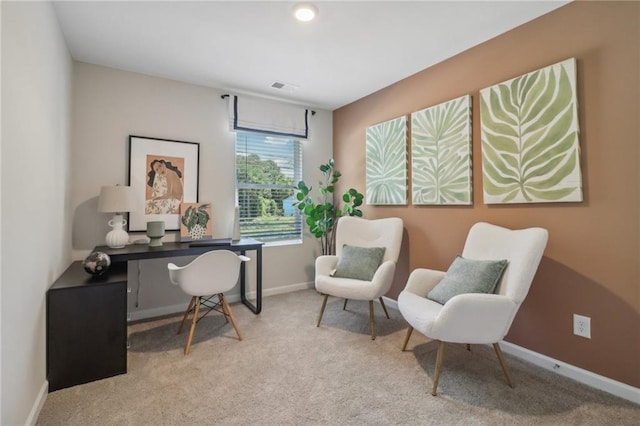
[168, 250, 249, 355]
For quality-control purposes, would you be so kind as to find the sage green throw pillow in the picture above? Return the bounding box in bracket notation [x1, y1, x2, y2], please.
[427, 255, 508, 305]
[332, 245, 386, 281]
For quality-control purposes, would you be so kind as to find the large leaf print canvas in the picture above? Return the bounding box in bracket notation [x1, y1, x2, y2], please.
[480, 58, 582, 204]
[366, 116, 407, 205]
[411, 95, 472, 205]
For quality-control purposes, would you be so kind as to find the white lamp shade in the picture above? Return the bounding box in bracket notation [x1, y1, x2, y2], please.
[98, 185, 137, 213]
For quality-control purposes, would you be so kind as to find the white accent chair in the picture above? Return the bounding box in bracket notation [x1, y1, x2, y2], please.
[168, 250, 248, 355]
[398, 222, 548, 395]
[315, 216, 404, 340]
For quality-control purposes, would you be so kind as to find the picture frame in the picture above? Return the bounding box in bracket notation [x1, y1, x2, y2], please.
[128, 135, 200, 231]
[179, 202, 213, 242]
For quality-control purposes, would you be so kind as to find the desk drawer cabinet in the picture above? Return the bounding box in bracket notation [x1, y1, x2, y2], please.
[47, 261, 128, 391]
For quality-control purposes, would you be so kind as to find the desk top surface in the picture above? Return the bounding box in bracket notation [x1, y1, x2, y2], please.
[94, 238, 263, 263]
[49, 261, 128, 291]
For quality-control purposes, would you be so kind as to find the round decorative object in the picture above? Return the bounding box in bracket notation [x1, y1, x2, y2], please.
[83, 251, 111, 276]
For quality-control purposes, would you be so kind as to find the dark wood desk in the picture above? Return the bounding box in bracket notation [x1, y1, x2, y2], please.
[96, 238, 264, 314]
[47, 239, 263, 391]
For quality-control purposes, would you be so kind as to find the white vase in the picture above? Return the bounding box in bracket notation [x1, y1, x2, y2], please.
[232, 206, 241, 241]
[106, 215, 129, 248]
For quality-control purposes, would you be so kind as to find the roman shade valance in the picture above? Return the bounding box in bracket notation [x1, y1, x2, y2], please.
[227, 95, 310, 139]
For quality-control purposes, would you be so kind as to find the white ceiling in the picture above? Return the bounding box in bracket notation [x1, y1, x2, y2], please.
[52, 1, 570, 111]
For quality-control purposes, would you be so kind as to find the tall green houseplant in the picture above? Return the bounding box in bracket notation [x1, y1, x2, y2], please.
[295, 159, 364, 255]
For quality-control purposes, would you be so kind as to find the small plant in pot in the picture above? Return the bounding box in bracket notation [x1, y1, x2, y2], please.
[295, 159, 364, 255]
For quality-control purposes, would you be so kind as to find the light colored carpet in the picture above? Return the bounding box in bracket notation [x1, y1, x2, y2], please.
[38, 289, 639, 425]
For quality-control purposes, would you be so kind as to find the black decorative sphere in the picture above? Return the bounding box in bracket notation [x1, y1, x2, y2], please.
[83, 251, 111, 276]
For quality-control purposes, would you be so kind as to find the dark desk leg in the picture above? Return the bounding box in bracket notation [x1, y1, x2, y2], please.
[256, 246, 262, 313]
[240, 246, 262, 314]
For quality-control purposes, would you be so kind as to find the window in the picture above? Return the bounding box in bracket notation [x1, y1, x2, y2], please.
[235, 132, 303, 242]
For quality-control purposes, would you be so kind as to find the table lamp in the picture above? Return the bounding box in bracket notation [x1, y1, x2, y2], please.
[98, 185, 137, 248]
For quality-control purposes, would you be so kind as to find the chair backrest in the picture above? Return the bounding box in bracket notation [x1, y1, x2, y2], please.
[335, 216, 403, 263]
[168, 250, 243, 297]
[461, 222, 548, 305]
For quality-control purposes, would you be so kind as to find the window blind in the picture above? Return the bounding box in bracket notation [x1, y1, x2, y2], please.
[235, 132, 303, 242]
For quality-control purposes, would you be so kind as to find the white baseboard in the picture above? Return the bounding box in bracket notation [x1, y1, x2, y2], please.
[381, 296, 640, 405]
[129, 281, 315, 321]
[26, 380, 48, 425]
[128, 303, 190, 322]
[244, 281, 314, 300]
[500, 341, 640, 405]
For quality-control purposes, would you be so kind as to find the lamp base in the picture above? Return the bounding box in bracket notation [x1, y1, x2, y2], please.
[105, 229, 129, 248]
[105, 214, 129, 248]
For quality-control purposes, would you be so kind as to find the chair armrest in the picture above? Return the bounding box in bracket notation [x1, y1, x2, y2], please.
[315, 255, 338, 277]
[369, 260, 396, 297]
[167, 263, 181, 285]
[432, 293, 517, 343]
[404, 268, 446, 297]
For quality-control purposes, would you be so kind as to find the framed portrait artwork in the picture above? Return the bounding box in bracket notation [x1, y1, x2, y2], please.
[128, 135, 200, 231]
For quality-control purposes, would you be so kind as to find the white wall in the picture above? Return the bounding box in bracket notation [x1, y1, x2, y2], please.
[1, 2, 73, 424]
[0, 7, 331, 422]
[71, 63, 332, 319]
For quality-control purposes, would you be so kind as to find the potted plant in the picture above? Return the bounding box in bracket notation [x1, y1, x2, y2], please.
[295, 159, 364, 255]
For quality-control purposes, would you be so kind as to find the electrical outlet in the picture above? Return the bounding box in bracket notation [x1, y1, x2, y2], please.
[573, 314, 591, 338]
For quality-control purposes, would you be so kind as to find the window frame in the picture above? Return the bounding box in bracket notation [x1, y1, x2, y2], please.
[234, 132, 303, 244]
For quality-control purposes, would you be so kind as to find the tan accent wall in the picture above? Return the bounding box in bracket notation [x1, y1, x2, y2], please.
[333, 1, 639, 387]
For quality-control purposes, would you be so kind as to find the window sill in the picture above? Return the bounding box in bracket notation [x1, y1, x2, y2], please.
[263, 239, 303, 248]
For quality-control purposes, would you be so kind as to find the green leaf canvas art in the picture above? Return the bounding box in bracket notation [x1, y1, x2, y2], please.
[411, 95, 472, 205]
[480, 58, 583, 204]
[366, 116, 408, 205]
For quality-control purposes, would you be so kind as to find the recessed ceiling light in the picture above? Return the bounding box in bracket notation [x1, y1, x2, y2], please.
[293, 3, 318, 22]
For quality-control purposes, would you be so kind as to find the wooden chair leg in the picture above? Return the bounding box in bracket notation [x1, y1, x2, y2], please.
[317, 294, 329, 327]
[184, 298, 201, 355]
[379, 297, 390, 319]
[343, 298, 348, 310]
[402, 326, 414, 351]
[494, 343, 514, 388]
[221, 294, 229, 324]
[432, 341, 446, 396]
[369, 300, 376, 340]
[178, 296, 196, 335]
[220, 293, 242, 341]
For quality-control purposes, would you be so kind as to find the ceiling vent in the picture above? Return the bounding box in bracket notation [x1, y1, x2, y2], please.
[271, 81, 299, 91]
